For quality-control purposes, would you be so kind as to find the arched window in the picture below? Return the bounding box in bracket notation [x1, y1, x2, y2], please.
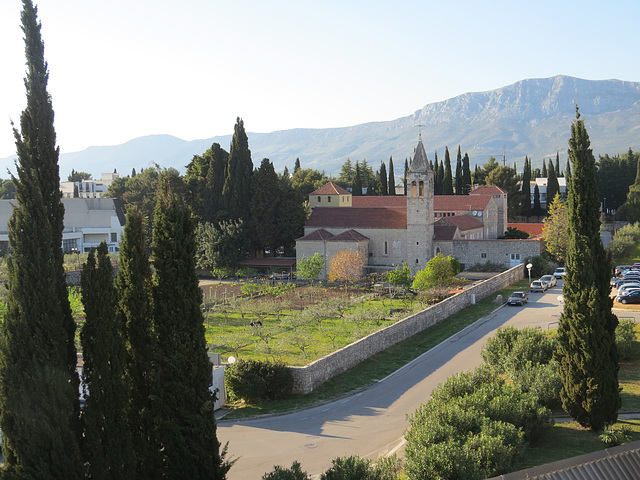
[411, 181, 417, 197]
[419, 181, 424, 197]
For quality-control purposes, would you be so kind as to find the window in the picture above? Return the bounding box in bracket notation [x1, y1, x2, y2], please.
[111, 232, 118, 243]
[510, 253, 521, 261]
[481, 253, 487, 259]
[384, 241, 388, 255]
[419, 181, 424, 197]
[411, 181, 417, 197]
[327, 196, 331, 203]
[317, 196, 321, 202]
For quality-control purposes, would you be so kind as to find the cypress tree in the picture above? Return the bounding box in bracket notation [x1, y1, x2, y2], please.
[403, 159, 409, 195]
[250, 158, 282, 255]
[0, 1, 83, 476]
[388, 156, 396, 195]
[116, 208, 156, 479]
[462, 152, 472, 194]
[556, 151, 561, 176]
[521, 156, 532, 217]
[542, 158, 548, 178]
[557, 107, 620, 431]
[433, 155, 441, 195]
[565, 158, 572, 183]
[546, 161, 559, 210]
[455, 146, 463, 194]
[353, 162, 363, 196]
[294, 157, 301, 173]
[532, 184, 543, 216]
[151, 177, 229, 478]
[379, 161, 388, 196]
[222, 117, 253, 221]
[204, 143, 229, 223]
[81, 242, 135, 479]
[443, 147, 454, 195]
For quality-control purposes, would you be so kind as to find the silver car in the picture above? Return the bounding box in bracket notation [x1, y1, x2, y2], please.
[539, 275, 557, 288]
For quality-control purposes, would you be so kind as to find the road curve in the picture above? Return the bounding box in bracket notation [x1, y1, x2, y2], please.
[217, 281, 638, 479]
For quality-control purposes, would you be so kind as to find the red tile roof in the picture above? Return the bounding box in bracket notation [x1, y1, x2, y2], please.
[436, 215, 483, 231]
[508, 223, 544, 237]
[310, 181, 351, 196]
[306, 207, 407, 229]
[329, 229, 369, 242]
[434, 224, 458, 241]
[351, 196, 406, 208]
[297, 229, 335, 242]
[471, 185, 506, 195]
[433, 195, 491, 211]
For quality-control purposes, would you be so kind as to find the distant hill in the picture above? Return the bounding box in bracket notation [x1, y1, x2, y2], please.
[3, 75, 640, 180]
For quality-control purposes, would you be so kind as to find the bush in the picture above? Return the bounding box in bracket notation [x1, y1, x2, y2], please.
[262, 461, 310, 480]
[465, 261, 506, 272]
[524, 255, 552, 278]
[211, 267, 230, 279]
[225, 359, 293, 403]
[482, 327, 556, 375]
[236, 267, 258, 278]
[320, 455, 395, 480]
[616, 318, 637, 360]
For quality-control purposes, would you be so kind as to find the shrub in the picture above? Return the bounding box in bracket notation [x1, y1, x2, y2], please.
[211, 267, 230, 279]
[225, 359, 293, 403]
[616, 318, 637, 360]
[262, 461, 310, 480]
[320, 455, 394, 480]
[465, 261, 506, 272]
[524, 255, 552, 278]
[236, 267, 258, 278]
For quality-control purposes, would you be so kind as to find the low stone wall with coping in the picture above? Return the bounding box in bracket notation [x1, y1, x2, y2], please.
[289, 264, 524, 394]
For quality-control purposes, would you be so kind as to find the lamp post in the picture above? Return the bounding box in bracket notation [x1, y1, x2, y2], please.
[526, 263, 533, 286]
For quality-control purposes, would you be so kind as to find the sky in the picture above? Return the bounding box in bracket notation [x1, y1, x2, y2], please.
[1, 0, 639, 159]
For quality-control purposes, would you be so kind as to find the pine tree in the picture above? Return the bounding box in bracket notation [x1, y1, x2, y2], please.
[151, 176, 229, 478]
[557, 107, 620, 431]
[222, 117, 253, 221]
[379, 161, 388, 197]
[454, 146, 463, 195]
[388, 156, 396, 195]
[81, 242, 135, 479]
[462, 152, 472, 194]
[443, 147, 454, 195]
[0, 1, 83, 476]
[521, 156, 532, 216]
[116, 208, 156, 479]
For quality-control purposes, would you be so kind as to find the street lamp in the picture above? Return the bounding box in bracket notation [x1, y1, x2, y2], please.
[526, 263, 533, 285]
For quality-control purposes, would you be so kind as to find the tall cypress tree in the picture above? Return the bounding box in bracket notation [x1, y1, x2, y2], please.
[462, 152, 472, 194]
[379, 161, 388, 196]
[556, 151, 561, 176]
[546, 161, 559, 210]
[250, 158, 282, 255]
[557, 107, 620, 431]
[222, 117, 253, 221]
[521, 156, 532, 217]
[116, 208, 156, 479]
[443, 147, 454, 195]
[433, 155, 441, 195]
[0, 1, 83, 476]
[455, 146, 463, 195]
[388, 156, 396, 195]
[81, 242, 135, 479]
[203, 143, 229, 223]
[542, 158, 548, 177]
[353, 162, 363, 196]
[403, 159, 409, 195]
[151, 176, 229, 478]
[532, 184, 543, 216]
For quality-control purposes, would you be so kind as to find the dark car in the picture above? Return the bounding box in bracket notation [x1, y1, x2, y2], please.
[617, 290, 640, 304]
[507, 291, 529, 306]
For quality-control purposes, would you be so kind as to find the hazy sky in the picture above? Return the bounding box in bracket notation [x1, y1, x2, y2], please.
[1, 0, 638, 158]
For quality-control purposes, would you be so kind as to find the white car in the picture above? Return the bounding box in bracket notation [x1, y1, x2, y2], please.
[539, 275, 557, 288]
[553, 267, 566, 279]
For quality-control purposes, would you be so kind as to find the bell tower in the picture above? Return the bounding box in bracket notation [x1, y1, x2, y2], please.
[406, 136, 434, 273]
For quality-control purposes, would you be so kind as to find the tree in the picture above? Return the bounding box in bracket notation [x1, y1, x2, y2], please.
[327, 249, 366, 286]
[388, 156, 396, 195]
[151, 176, 230, 478]
[379, 161, 388, 197]
[502, 227, 530, 239]
[542, 158, 548, 177]
[532, 184, 543, 216]
[352, 162, 363, 196]
[67, 169, 92, 182]
[616, 156, 640, 222]
[442, 147, 454, 195]
[115, 208, 156, 479]
[557, 107, 620, 431]
[521, 156, 532, 216]
[542, 193, 569, 263]
[412, 253, 459, 290]
[223, 117, 253, 221]
[462, 152, 472, 195]
[195, 220, 249, 270]
[263, 461, 310, 480]
[403, 159, 409, 195]
[277, 173, 307, 256]
[296, 253, 326, 284]
[294, 157, 301, 173]
[486, 165, 521, 218]
[546, 161, 559, 210]
[455, 146, 463, 195]
[250, 158, 282, 255]
[0, 1, 83, 476]
[81, 242, 135, 479]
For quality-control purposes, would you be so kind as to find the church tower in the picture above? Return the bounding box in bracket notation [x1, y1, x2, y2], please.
[406, 137, 435, 273]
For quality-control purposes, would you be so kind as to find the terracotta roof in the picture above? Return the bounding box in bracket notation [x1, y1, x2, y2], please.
[436, 215, 483, 231]
[297, 228, 335, 242]
[328, 229, 369, 242]
[471, 185, 506, 195]
[410, 139, 430, 173]
[306, 207, 407, 229]
[310, 181, 351, 196]
[434, 224, 458, 241]
[508, 223, 544, 237]
[351, 196, 406, 208]
[434, 195, 491, 211]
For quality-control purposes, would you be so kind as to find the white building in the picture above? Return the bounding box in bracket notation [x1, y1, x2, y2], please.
[0, 198, 126, 254]
[60, 172, 120, 199]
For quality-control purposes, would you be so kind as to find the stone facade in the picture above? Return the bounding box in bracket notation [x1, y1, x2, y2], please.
[452, 238, 544, 270]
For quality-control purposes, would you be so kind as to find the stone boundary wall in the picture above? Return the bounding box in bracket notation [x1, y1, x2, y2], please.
[289, 264, 525, 394]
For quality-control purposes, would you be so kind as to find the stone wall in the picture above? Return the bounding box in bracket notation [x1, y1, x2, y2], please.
[289, 264, 524, 394]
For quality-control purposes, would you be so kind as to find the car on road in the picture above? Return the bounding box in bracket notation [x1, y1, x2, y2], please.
[530, 280, 548, 292]
[615, 265, 632, 277]
[617, 286, 640, 296]
[617, 290, 640, 304]
[507, 291, 529, 306]
[539, 275, 557, 288]
[553, 267, 566, 279]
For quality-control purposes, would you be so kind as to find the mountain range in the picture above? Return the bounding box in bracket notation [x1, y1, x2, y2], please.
[3, 75, 640, 180]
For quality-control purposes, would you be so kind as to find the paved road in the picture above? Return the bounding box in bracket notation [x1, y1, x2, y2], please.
[217, 281, 639, 479]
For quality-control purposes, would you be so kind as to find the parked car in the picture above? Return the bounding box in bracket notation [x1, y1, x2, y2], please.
[539, 275, 557, 288]
[617, 290, 640, 304]
[614, 279, 640, 290]
[617, 286, 640, 296]
[553, 267, 566, 279]
[615, 265, 632, 277]
[530, 280, 548, 292]
[507, 291, 529, 306]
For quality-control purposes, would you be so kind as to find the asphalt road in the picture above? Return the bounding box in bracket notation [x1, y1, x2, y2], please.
[217, 280, 640, 479]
